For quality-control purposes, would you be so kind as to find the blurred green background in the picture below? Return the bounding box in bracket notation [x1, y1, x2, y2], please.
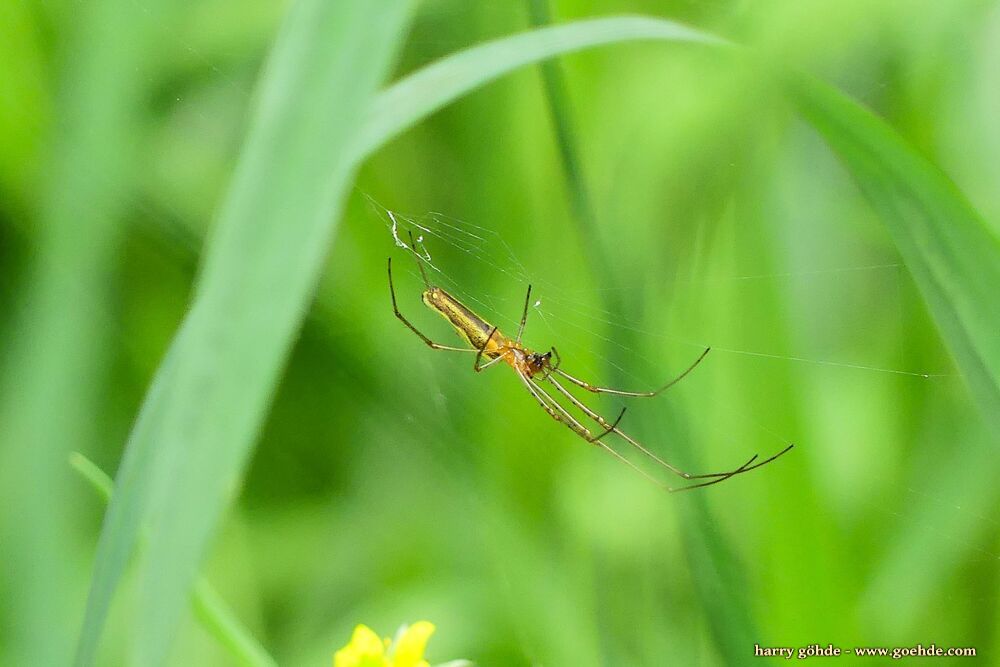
[1, 0, 998, 665]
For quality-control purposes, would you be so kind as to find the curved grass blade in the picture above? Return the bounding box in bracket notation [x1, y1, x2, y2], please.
[524, 0, 608, 264]
[70, 453, 277, 667]
[522, 5, 758, 660]
[75, 1, 414, 665]
[792, 75, 1000, 434]
[353, 16, 727, 160]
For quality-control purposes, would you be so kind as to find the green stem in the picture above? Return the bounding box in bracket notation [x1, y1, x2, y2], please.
[523, 5, 759, 663]
[525, 0, 624, 322]
[191, 580, 278, 667]
[69, 453, 278, 667]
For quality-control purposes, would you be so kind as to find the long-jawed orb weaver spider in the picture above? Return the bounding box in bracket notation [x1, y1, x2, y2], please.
[387, 242, 793, 492]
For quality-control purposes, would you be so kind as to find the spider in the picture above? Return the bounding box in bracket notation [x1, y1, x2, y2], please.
[387, 244, 792, 492]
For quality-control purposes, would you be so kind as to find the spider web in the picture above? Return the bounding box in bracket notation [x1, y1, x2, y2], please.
[362, 191, 957, 445]
[360, 186, 999, 556]
[367, 193, 949, 377]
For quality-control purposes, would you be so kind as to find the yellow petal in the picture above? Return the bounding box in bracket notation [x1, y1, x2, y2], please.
[391, 621, 436, 667]
[334, 625, 388, 667]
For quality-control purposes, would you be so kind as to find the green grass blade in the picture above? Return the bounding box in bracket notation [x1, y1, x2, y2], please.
[354, 16, 726, 159]
[75, 1, 413, 665]
[191, 581, 278, 667]
[70, 453, 277, 667]
[524, 0, 606, 268]
[519, 7, 759, 660]
[75, 344, 180, 667]
[521, 5, 634, 351]
[792, 76, 1000, 434]
[0, 0, 165, 664]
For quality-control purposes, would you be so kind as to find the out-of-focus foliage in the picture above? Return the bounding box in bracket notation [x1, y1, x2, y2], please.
[1, 1, 997, 665]
[73, 3, 413, 665]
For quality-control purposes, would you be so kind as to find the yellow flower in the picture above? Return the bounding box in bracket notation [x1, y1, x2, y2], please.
[391, 621, 435, 667]
[334, 621, 436, 667]
[333, 625, 388, 667]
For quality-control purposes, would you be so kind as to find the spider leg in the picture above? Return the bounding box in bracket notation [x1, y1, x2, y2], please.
[516, 368, 594, 440]
[520, 374, 623, 447]
[703, 443, 795, 477]
[516, 371, 671, 490]
[475, 355, 507, 372]
[522, 371, 790, 492]
[474, 326, 505, 372]
[668, 454, 760, 493]
[535, 346, 562, 382]
[544, 373, 793, 481]
[515, 284, 532, 343]
[553, 347, 711, 397]
[587, 435, 674, 492]
[548, 346, 561, 372]
[544, 373, 688, 477]
[388, 258, 477, 353]
[591, 407, 626, 443]
[519, 369, 629, 448]
[405, 230, 432, 288]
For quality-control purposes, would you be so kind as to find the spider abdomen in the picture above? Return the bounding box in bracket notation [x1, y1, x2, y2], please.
[422, 287, 506, 357]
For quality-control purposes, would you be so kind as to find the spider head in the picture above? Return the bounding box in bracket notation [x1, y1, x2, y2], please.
[528, 351, 550, 365]
[524, 350, 553, 376]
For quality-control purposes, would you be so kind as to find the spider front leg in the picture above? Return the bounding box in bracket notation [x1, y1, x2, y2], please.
[536, 346, 562, 381]
[548, 346, 561, 372]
